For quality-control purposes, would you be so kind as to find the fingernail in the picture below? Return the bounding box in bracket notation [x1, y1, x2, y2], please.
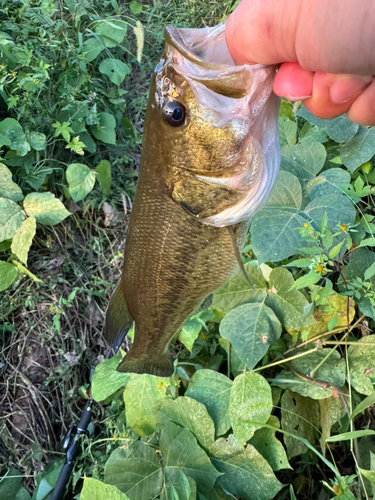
[330, 76, 373, 104]
[283, 94, 312, 101]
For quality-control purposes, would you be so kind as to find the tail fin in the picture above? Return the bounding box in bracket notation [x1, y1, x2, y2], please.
[117, 350, 174, 377]
[105, 283, 133, 343]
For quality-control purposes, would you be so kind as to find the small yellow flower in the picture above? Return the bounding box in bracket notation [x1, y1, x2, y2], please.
[12, 72, 16, 77]
[33, 78, 37, 83]
[317, 266, 323, 272]
[340, 224, 347, 231]
[303, 223, 308, 228]
[201, 334, 207, 340]
[113, 435, 117, 441]
[122, 433, 126, 438]
[158, 382, 163, 388]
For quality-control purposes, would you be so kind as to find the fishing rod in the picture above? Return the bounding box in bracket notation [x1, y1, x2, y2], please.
[50, 329, 129, 500]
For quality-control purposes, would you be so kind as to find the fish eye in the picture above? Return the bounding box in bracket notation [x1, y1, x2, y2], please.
[163, 101, 186, 127]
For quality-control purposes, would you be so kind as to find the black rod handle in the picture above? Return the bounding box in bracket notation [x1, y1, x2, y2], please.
[50, 461, 74, 500]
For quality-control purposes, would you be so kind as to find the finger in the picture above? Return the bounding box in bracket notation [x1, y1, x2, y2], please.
[273, 62, 314, 100]
[346, 78, 375, 125]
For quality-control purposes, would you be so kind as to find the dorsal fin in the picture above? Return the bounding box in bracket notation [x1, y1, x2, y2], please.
[226, 226, 255, 290]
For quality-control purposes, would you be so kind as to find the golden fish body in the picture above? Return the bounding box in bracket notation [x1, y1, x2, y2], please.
[105, 22, 280, 376]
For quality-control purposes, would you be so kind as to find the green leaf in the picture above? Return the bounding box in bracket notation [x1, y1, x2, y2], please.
[12, 260, 42, 283]
[265, 267, 315, 330]
[11, 216, 36, 264]
[299, 122, 328, 144]
[28, 131, 46, 150]
[290, 272, 321, 290]
[351, 392, 375, 420]
[130, 1, 142, 14]
[95, 160, 111, 195]
[304, 194, 356, 231]
[95, 20, 127, 47]
[348, 336, 375, 395]
[319, 396, 342, 454]
[340, 127, 375, 173]
[220, 303, 281, 371]
[91, 354, 130, 401]
[0, 468, 28, 499]
[296, 107, 359, 143]
[66, 163, 96, 202]
[228, 372, 272, 444]
[0, 262, 18, 291]
[157, 396, 215, 449]
[91, 112, 116, 145]
[273, 348, 346, 399]
[24, 192, 71, 225]
[278, 116, 297, 147]
[99, 59, 131, 86]
[329, 240, 344, 259]
[359, 237, 375, 248]
[205, 484, 233, 500]
[328, 318, 338, 331]
[0, 197, 25, 242]
[0, 118, 30, 156]
[185, 369, 232, 436]
[159, 422, 220, 495]
[281, 142, 326, 186]
[249, 416, 292, 471]
[281, 390, 320, 458]
[326, 430, 375, 442]
[0, 163, 24, 201]
[306, 168, 350, 201]
[105, 441, 163, 500]
[264, 171, 302, 209]
[81, 478, 130, 500]
[160, 469, 196, 500]
[82, 37, 104, 62]
[210, 435, 283, 500]
[123, 373, 169, 436]
[342, 247, 375, 282]
[179, 311, 213, 352]
[211, 263, 266, 315]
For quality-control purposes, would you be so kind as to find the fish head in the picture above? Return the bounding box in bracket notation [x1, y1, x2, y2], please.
[145, 22, 280, 226]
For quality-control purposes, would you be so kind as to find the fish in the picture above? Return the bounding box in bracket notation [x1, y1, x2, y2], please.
[104, 21, 280, 377]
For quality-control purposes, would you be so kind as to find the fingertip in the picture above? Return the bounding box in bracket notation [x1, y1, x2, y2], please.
[274, 62, 314, 100]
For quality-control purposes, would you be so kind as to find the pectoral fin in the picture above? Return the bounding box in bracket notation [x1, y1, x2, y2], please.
[105, 283, 133, 344]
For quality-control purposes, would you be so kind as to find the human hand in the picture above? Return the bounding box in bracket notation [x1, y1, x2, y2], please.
[225, 0, 375, 125]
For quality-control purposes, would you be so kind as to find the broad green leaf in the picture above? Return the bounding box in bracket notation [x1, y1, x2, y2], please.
[306, 168, 350, 200]
[105, 441, 163, 500]
[31, 459, 64, 500]
[263, 171, 302, 209]
[326, 430, 375, 442]
[348, 336, 375, 395]
[130, 1, 142, 14]
[91, 112, 116, 145]
[0, 163, 23, 201]
[351, 392, 375, 420]
[296, 107, 359, 143]
[159, 422, 220, 495]
[28, 131, 46, 150]
[228, 372, 272, 444]
[0, 118, 30, 156]
[124, 373, 169, 436]
[304, 194, 356, 231]
[340, 127, 375, 173]
[91, 354, 130, 401]
[205, 484, 233, 500]
[290, 272, 321, 290]
[319, 397, 342, 455]
[251, 208, 307, 263]
[0, 262, 18, 291]
[66, 163, 96, 202]
[95, 20, 127, 47]
[211, 263, 266, 314]
[0, 197, 25, 242]
[179, 310, 214, 351]
[299, 122, 329, 144]
[249, 416, 292, 471]
[82, 37, 104, 62]
[157, 397, 215, 449]
[24, 192, 71, 225]
[273, 348, 346, 399]
[11, 216, 36, 264]
[210, 435, 283, 500]
[99, 59, 131, 86]
[342, 247, 375, 282]
[160, 470, 196, 500]
[281, 390, 320, 458]
[81, 478, 130, 500]
[281, 141, 326, 185]
[95, 160, 111, 195]
[0, 468, 26, 499]
[265, 267, 315, 330]
[278, 116, 297, 147]
[220, 303, 282, 371]
[359, 237, 375, 248]
[185, 369, 232, 436]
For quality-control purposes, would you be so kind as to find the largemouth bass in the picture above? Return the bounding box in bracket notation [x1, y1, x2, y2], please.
[105, 22, 280, 376]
